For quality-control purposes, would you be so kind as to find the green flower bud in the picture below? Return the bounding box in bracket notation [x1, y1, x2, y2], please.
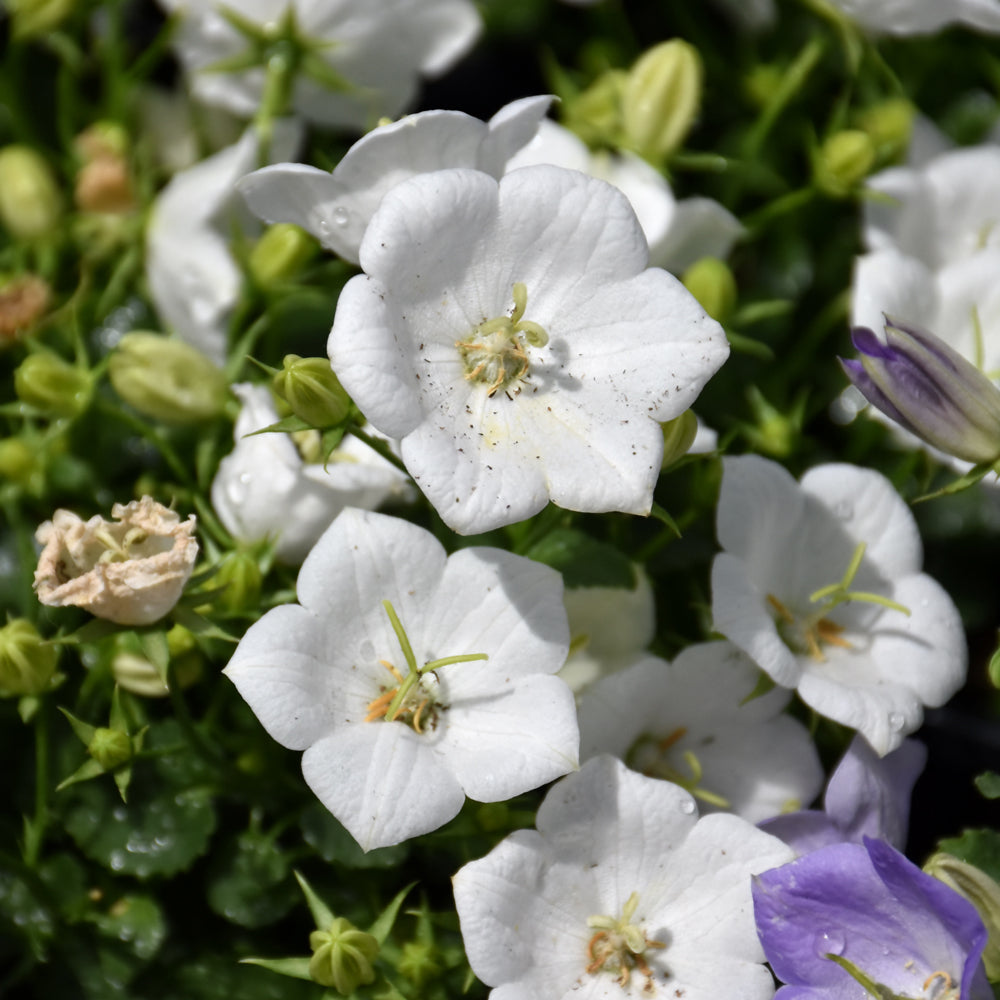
[0, 438, 37, 485]
[814, 130, 876, 199]
[623, 40, 702, 163]
[660, 409, 699, 468]
[398, 940, 442, 988]
[309, 918, 379, 994]
[0, 145, 63, 239]
[6, 0, 75, 39]
[925, 853, 1000, 980]
[249, 224, 318, 287]
[209, 550, 263, 614]
[0, 618, 59, 697]
[14, 351, 92, 418]
[88, 726, 133, 770]
[855, 99, 914, 165]
[744, 64, 784, 110]
[682, 257, 737, 324]
[273, 354, 350, 428]
[75, 122, 130, 163]
[563, 70, 627, 149]
[109, 332, 228, 424]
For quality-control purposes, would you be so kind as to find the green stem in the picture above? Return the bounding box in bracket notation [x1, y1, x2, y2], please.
[95, 398, 193, 486]
[25, 701, 49, 868]
[348, 425, 409, 476]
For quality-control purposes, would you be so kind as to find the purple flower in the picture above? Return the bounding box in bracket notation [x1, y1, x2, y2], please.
[753, 837, 992, 1000]
[760, 735, 926, 855]
[840, 319, 1000, 465]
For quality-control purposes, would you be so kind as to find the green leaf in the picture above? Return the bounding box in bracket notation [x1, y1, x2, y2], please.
[93, 895, 166, 961]
[138, 630, 170, 685]
[161, 953, 319, 999]
[989, 640, 1000, 690]
[207, 833, 297, 928]
[938, 829, 1000, 885]
[975, 772, 1000, 799]
[913, 462, 997, 503]
[244, 414, 313, 437]
[55, 757, 105, 793]
[294, 870, 335, 930]
[526, 529, 636, 589]
[170, 605, 238, 642]
[301, 804, 410, 870]
[240, 956, 314, 981]
[368, 883, 415, 945]
[58, 706, 98, 746]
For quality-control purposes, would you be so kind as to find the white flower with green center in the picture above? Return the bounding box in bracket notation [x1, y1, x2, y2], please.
[711, 455, 966, 755]
[156, 0, 481, 129]
[453, 755, 793, 1000]
[327, 165, 728, 534]
[238, 96, 552, 266]
[223, 508, 578, 850]
[577, 642, 823, 823]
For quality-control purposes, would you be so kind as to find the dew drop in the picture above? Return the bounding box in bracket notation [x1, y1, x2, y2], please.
[226, 472, 251, 505]
[817, 930, 846, 957]
[889, 712, 905, 732]
[332, 206, 349, 227]
[678, 798, 696, 815]
[109, 849, 127, 871]
[832, 500, 854, 520]
[317, 219, 331, 237]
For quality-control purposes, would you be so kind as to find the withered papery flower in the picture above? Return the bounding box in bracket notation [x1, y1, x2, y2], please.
[34, 497, 198, 626]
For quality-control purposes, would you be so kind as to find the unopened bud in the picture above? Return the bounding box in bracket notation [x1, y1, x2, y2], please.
[249, 224, 318, 287]
[14, 351, 92, 418]
[0, 275, 51, 342]
[925, 853, 1000, 979]
[0, 438, 37, 485]
[682, 257, 737, 324]
[563, 70, 627, 149]
[309, 918, 379, 994]
[660, 410, 699, 468]
[273, 354, 350, 428]
[398, 940, 441, 988]
[109, 332, 228, 424]
[0, 145, 63, 239]
[623, 40, 702, 163]
[6, 0, 76, 39]
[88, 726, 133, 770]
[814, 130, 875, 198]
[855, 99, 914, 165]
[0, 618, 59, 697]
[76, 157, 134, 214]
[210, 550, 263, 614]
[75, 122, 129, 163]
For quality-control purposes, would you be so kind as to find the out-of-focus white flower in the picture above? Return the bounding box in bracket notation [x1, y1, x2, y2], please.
[239, 96, 551, 266]
[559, 571, 655, 693]
[826, 0, 1000, 35]
[711, 456, 966, 755]
[328, 165, 728, 534]
[211, 383, 410, 564]
[34, 497, 198, 626]
[224, 508, 578, 850]
[506, 119, 743, 274]
[578, 642, 823, 823]
[453, 755, 793, 1000]
[157, 0, 481, 130]
[145, 122, 301, 365]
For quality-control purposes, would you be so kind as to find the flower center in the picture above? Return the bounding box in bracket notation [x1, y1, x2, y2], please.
[767, 542, 909, 663]
[455, 282, 549, 398]
[627, 728, 731, 809]
[363, 600, 487, 734]
[586, 892, 665, 994]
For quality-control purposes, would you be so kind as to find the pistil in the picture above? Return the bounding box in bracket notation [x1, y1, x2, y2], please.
[586, 892, 665, 993]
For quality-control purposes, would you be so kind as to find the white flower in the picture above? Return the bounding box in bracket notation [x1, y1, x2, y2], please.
[577, 643, 823, 823]
[851, 143, 1000, 464]
[559, 572, 655, 694]
[506, 119, 743, 274]
[238, 96, 552, 266]
[710, 455, 966, 755]
[145, 122, 301, 364]
[223, 508, 579, 850]
[826, 0, 1000, 34]
[453, 755, 793, 1000]
[157, 0, 481, 129]
[327, 165, 729, 534]
[210, 383, 410, 564]
[34, 497, 198, 626]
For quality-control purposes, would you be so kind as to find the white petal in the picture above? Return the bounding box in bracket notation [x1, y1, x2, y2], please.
[851, 250, 938, 334]
[648, 196, 743, 274]
[302, 723, 465, 850]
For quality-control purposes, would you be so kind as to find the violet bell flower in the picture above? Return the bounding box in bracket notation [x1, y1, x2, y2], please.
[753, 837, 992, 1000]
[840, 319, 1000, 466]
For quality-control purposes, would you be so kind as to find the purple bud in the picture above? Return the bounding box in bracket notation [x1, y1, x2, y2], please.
[840, 318, 1000, 465]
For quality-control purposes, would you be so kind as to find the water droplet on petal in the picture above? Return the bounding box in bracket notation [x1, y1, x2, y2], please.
[678, 797, 696, 815]
[817, 930, 846, 957]
[832, 500, 853, 520]
[889, 712, 905, 732]
[332, 206, 349, 227]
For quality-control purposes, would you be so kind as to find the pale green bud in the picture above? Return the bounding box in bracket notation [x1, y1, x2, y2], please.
[814, 130, 876, 199]
[88, 726, 133, 771]
[109, 332, 228, 424]
[744, 64, 784, 110]
[623, 40, 702, 163]
[209, 550, 263, 614]
[855, 99, 914, 165]
[273, 354, 350, 428]
[398, 940, 441, 988]
[249, 224, 318, 287]
[309, 918, 379, 994]
[0, 619, 59, 697]
[925, 853, 1000, 980]
[660, 410, 699, 469]
[7, 0, 76, 39]
[0, 438, 36, 485]
[563, 70, 627, 149]
[14, 351, 93, 418]
[0, 146, 63, 239]
[682, 257, 737, 324]
[75, 122, 130, 163]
